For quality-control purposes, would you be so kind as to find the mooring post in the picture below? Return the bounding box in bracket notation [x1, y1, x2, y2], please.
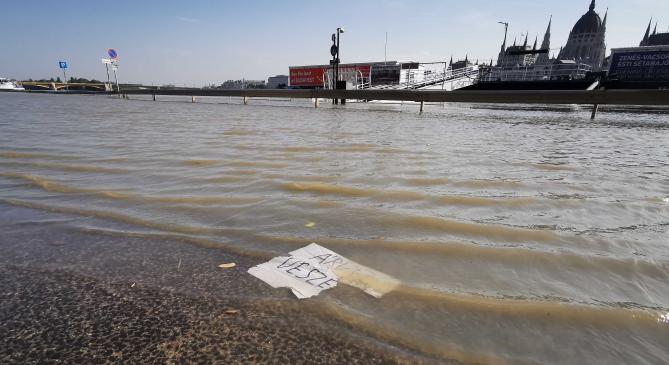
[590, 104, 599, 120]
[191, 95, 195, 103]
[243, 96, 249, 105]
[152, 93, 156, 101]
[420, 101, 424, 113]
[314, 98, 319, 108]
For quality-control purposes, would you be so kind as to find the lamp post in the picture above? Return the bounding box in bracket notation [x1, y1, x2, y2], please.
[335, 27, 344, 104]
[336, 27, 344, 84]
[498, 22, 509, 80]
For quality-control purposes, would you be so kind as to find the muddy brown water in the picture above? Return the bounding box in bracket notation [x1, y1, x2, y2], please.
[1, 93, 668, 364]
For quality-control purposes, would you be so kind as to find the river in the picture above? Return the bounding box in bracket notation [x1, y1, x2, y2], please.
[1, 93, 668, 364]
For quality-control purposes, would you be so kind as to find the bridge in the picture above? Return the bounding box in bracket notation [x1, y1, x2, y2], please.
[21, 82, 108, 92]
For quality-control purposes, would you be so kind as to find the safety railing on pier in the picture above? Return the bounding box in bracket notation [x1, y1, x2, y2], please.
[366, 65, 480, 90]
[46, 87, 669, 119]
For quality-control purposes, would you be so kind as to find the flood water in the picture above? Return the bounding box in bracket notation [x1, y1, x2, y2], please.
[1, 93, 668, 364]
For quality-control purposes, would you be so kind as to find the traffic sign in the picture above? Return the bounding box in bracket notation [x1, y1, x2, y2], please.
[59, 61, 68, 69]
[330, 45, 338, 57]
[107, 48, 118, 59]
[101, 58, 112, 64]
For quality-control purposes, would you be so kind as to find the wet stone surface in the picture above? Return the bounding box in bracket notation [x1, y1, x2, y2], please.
[0, 265, 420, 364]
[0, 205, 436, 364]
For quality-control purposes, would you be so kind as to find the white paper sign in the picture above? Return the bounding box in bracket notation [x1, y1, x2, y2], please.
[248, 243, 400, 299]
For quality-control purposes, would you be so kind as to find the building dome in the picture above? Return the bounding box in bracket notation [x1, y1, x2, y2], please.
[557, 0, 607, 71]
[571, 1, 602, 34]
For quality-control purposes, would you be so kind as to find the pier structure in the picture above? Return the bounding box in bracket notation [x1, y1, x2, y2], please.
[118, 88, 669, 119]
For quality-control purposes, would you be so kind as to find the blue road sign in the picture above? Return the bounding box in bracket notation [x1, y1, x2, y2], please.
[107, 49, 118, 59]
[59, 61, 68, 69]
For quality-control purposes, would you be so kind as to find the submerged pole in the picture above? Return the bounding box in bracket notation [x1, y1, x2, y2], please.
[591, 104, 599, 119]
[420, 100, 424, 113]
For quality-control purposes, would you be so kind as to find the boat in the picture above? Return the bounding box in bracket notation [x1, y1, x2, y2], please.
[0, 78, 25, 92]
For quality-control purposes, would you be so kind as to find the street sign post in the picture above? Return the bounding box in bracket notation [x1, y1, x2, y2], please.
[111, 61, 120, 96]
[59, 61, 68, 91]
[105, 49, 120, 95]
[101, 58, 112, 92]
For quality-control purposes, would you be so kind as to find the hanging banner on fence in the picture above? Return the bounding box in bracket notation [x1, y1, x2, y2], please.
[248, 243, 400, 299]
[609, 49, 669, 81]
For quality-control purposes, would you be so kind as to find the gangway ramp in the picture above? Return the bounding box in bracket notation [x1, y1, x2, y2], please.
[364, 64, 480, 91]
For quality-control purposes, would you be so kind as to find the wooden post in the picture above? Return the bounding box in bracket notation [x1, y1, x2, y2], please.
[590, 104, 599, 120]
[191, 95, 195, 103]
[420, 101, 424, 113]
[243, 96, 249, 105]
[152, 93, 156, 101]
[314, 98, 319, 108]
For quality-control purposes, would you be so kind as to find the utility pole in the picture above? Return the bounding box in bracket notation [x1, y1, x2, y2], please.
[336, 27, 345, 104]
[384, 32, 388, 65]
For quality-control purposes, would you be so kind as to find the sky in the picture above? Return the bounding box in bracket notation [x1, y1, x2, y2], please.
[1, 0, 668, 86]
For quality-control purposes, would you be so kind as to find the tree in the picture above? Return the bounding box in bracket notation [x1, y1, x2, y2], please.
[56, 77, 61, 83]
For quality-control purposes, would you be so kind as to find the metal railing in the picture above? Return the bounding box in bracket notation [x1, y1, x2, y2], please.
[117, 88, 669, 106]
[366, 65, 480, 90]
[481, 63, 593, 82]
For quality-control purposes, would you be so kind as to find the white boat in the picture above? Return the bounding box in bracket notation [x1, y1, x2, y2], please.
[0, 78, 25, 91]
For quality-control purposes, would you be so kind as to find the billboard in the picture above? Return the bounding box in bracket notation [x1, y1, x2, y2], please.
[609, 49, 669, 81]
[289, 63, 375, 87]
[289, 67, 327, 87]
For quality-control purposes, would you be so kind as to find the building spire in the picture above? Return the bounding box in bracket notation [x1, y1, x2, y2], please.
[537, 16, 552, 64]
[653, 22, 658, 35]
[513, 37, 517, 46]
[523, 33, 528, 47]
[589, 0, 595, 11]
[602, 8, 608, 29]
[641, 18, 652, 46]
[533, 35, 538, 50]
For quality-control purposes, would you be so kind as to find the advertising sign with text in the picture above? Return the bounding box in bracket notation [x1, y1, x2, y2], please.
[609, 49, 669, 81]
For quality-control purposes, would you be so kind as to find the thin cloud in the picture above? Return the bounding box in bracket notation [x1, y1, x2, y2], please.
[175, 16, 201, 23]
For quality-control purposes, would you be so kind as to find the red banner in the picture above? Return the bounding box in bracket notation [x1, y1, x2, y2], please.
[290, 64, 374, 87]
[290, 67, 327, 87]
